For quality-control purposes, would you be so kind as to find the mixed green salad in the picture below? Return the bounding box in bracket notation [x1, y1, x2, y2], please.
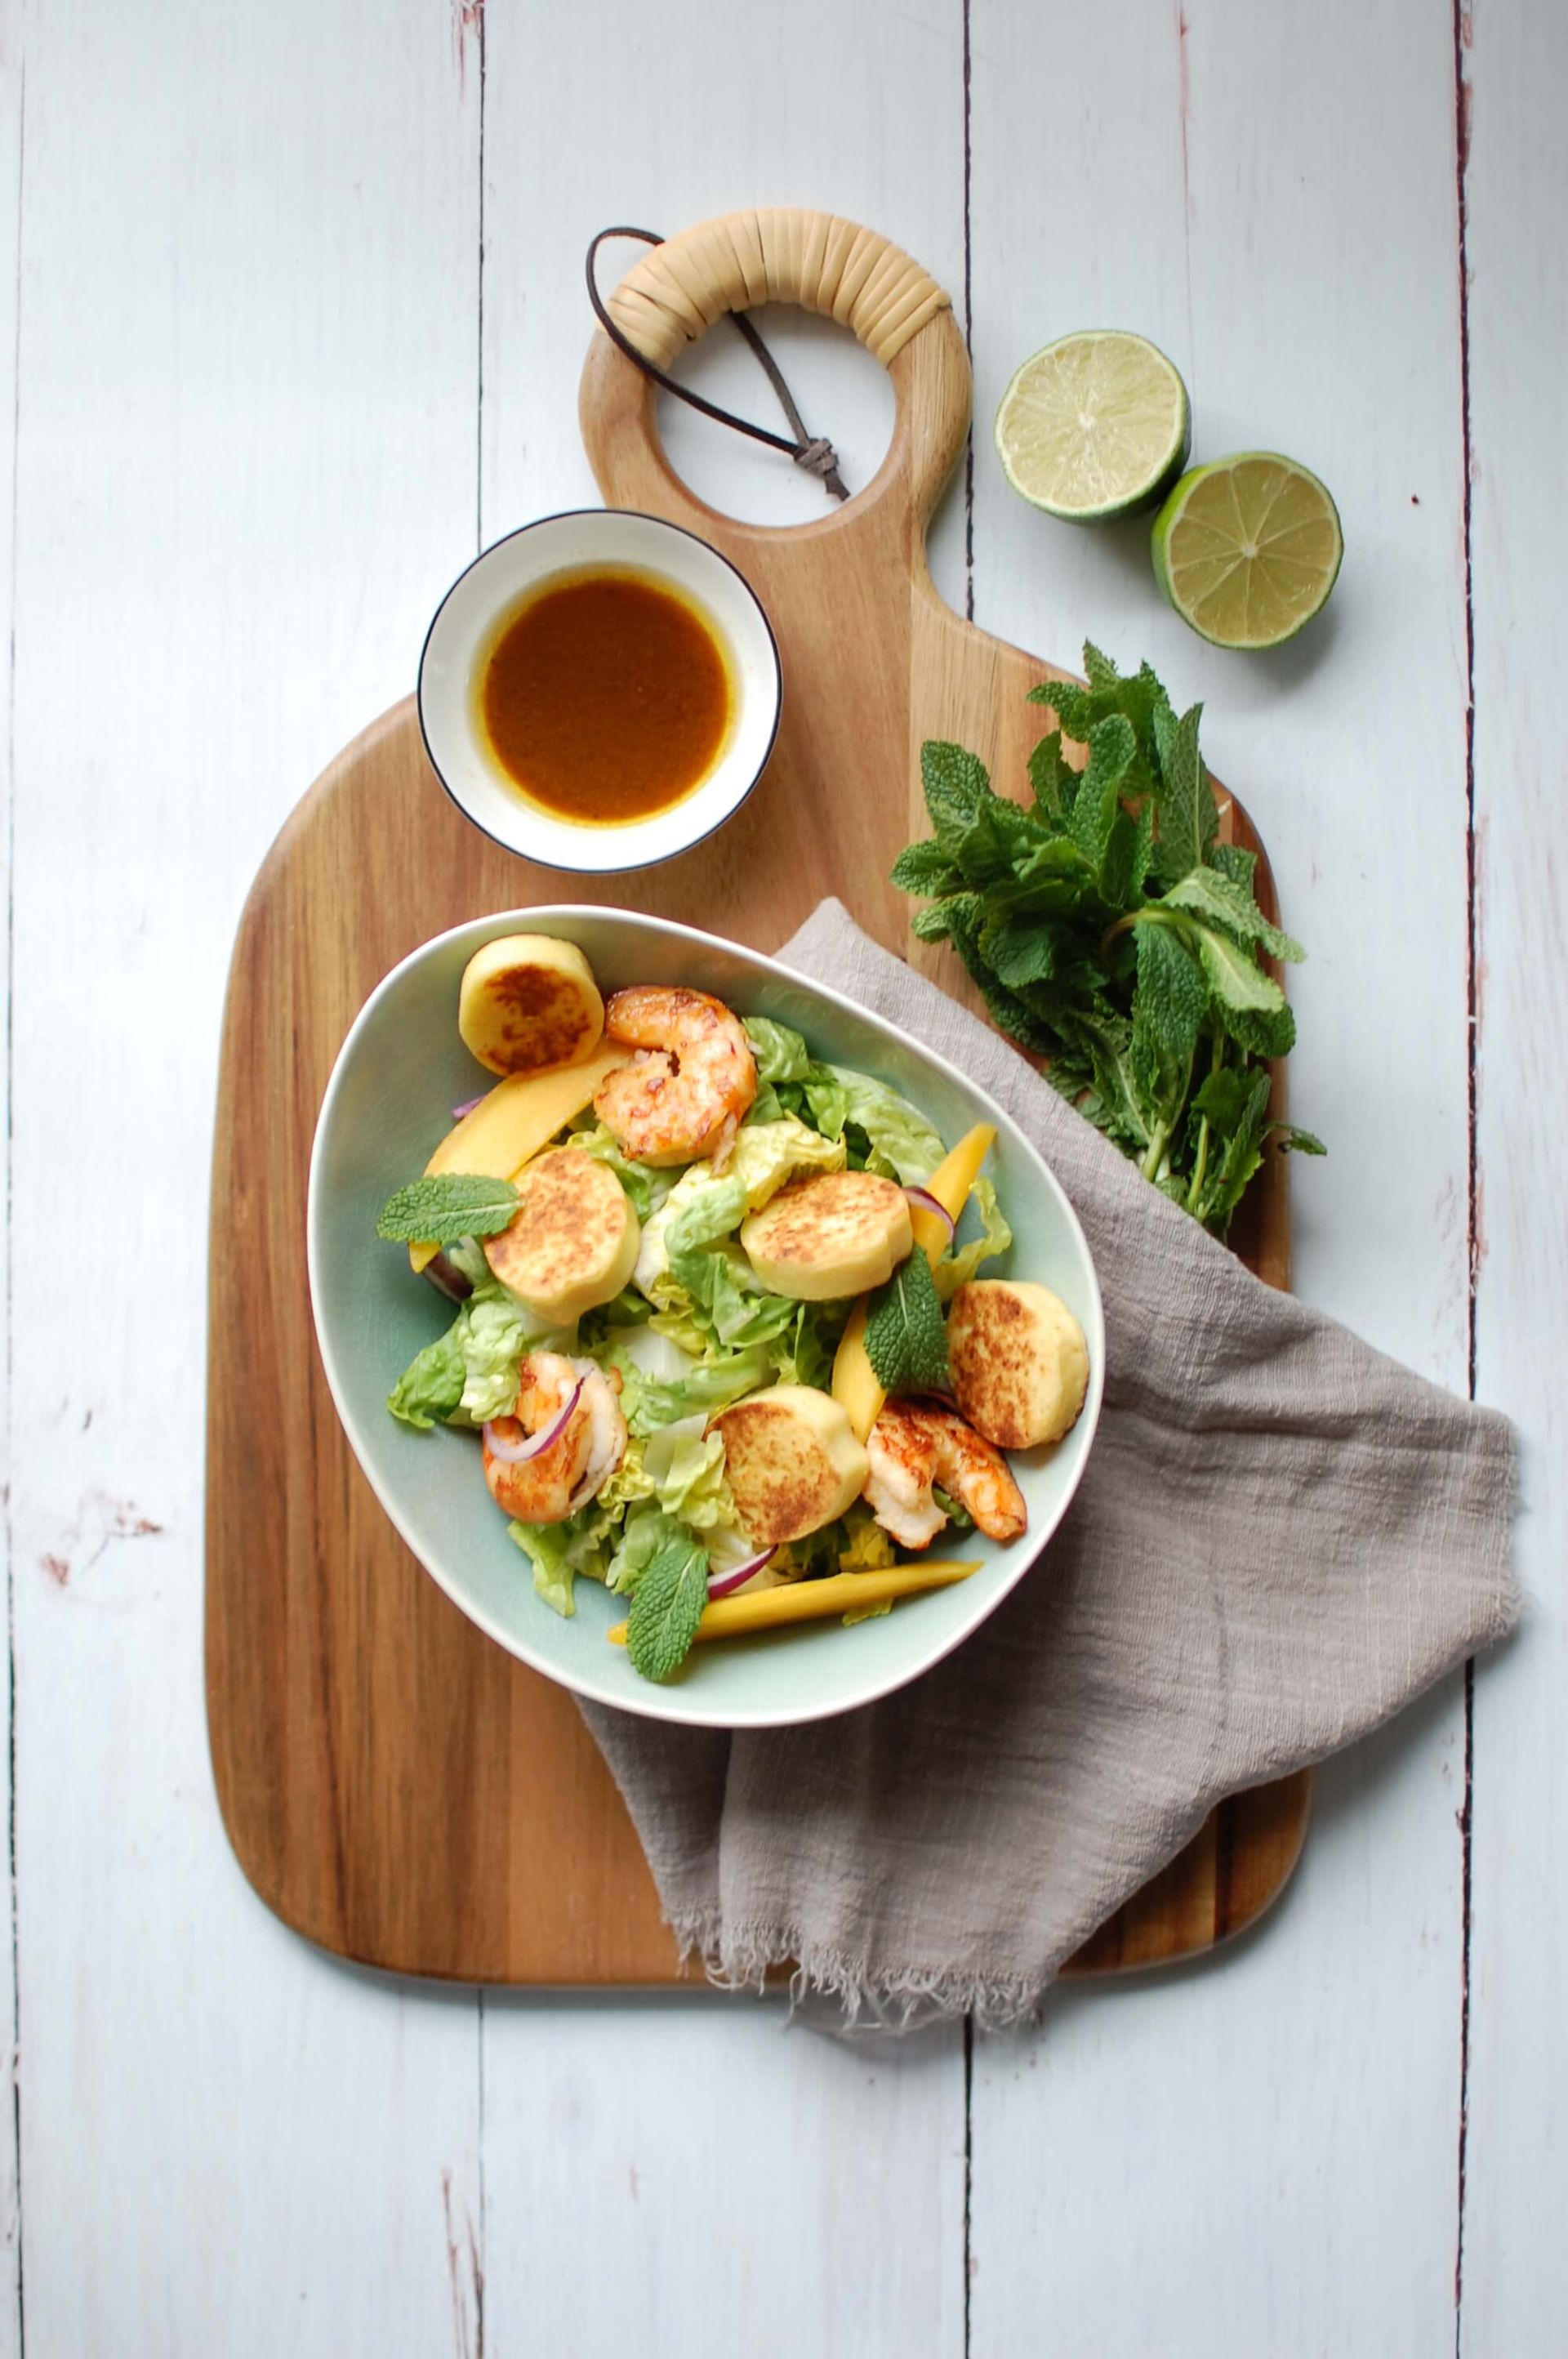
[376, 956, 1031, 1682]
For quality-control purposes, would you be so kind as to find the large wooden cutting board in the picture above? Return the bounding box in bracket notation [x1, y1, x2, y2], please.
[206, 209, 1310, 1983]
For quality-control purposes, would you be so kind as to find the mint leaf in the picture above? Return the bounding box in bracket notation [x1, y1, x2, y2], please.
[1192, 925, 1296, 1059]
[1054, 1005, 1150, 1151]
[921, 741, 991, 853]
[1027, 729, 1075, 821]
[890, 839, 960, 896]
[1190, 1066, 1260, 1136]
[1099, 807, 1143, 915]
[1030, 649, 1170, 793]
[1222, 998, 1297, 1059]
[1192, 923, 1288, 1022]
[1198, 1070, 1274, 1226]
[956, 796, 1045, 891]
[626, 1532, 711, 1682]
[376, 1172, 519, 1245]
[1131, 923, 1205, 1134]
[911, 890, 981, 946]
[1276, 1126, 1326, 1155]
[1134, 921, 1208, 1059]
[863, 1246, 951, 1396]
[1162, 868, 1304, 961]
[1209, 841, 1258, 890]
[1067, 714, 1137, 877]
[985, 914, 1060, 989]
[1152, 701, 1217, 884]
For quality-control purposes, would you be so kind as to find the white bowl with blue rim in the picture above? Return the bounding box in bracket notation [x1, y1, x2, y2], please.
[417, 510, 782, 874]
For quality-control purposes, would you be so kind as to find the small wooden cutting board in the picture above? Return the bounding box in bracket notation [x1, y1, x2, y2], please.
[205, 209, 1310, 1984]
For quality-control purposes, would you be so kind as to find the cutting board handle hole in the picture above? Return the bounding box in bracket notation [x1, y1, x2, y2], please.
[653, 307, 896, 528]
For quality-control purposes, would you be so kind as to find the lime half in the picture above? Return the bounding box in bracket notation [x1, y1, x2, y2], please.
[1152, 452, 1343, 649]
[994, 331, 1191, 523]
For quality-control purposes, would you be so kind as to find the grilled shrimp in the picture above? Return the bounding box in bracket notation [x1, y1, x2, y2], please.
[482, 1352, 626, 1524]
[863, 1401, 1027, 1549]
[593, 986, 756, 1169]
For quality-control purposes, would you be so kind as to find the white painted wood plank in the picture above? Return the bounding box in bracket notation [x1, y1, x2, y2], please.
[476, 9, 969, 2351]
[478, 0, 971, 607]
[483, 1995, 966, 2359]
[1459, 0, 1568, 2345]
[965, 3, 1472, 2348]
[0, 30, 23, 2359]
[7, 4, 484, 2352]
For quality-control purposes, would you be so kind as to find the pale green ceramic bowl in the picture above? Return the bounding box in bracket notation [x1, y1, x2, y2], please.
[308, 908, 1105, 1730]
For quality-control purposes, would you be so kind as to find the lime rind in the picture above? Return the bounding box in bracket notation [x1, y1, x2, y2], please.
[1152, 452, 1343, 649]
[994, 331, 1192, 524]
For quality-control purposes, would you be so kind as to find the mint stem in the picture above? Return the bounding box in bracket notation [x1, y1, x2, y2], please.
[1184, 1032, 1225, 1211]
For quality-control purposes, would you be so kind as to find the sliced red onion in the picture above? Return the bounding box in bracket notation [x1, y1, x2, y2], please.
[421, 1250, 474, 1304]
[904, 1185, 956, 1242]
[483, 1378, 582, 1465]
[451, 1091, 488, 1122]
[706, 1547, 775, 1599]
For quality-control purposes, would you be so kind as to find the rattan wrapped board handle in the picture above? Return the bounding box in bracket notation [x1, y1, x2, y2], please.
[604, 207, 951, 373]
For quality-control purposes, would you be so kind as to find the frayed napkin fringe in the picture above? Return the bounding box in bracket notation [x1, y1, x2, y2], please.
[670, 1909, 1051, 2032]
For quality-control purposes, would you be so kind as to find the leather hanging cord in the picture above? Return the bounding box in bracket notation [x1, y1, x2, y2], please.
[586, 226, 849, 502]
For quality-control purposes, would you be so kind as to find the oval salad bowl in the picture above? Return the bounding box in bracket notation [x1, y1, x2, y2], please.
[307, 908, 1105, 1730]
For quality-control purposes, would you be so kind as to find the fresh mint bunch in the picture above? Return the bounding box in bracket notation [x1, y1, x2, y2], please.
[893, 644, 1323, 1233]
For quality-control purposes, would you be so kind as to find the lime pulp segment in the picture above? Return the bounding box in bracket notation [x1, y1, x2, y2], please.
[994, 331, 1191, 523]
[1152, 453, 1343, 649]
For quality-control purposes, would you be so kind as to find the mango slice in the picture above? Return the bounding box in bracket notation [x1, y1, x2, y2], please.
[408, 1041, 629, 1275]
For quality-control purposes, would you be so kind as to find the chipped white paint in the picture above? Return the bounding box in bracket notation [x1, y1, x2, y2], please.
[7, 2, 483, 2354]
[966, 4, 1477, 2349]
[1460, 0, 1568, 2348]
[0, 0, 1559, 2352]
[0, 29, 21, 2359]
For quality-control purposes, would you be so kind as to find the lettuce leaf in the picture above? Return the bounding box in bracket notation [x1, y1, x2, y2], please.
[458, 1291, 533, 1421]
[568, 1118, 673, 1220]
[507, 1501, 616, 1618]
[632, 1163, 730, 1300]
[744, 1016, 813, 1083]
[933, 1175, 1013, 1302]
[598, 1432, 656, 1515]
[621, 1343, 775, 1432]
[634, 1154, 822, 1362]
[746, 1045, 947, 1185]
[438, 1238, 573, 1420]
[726, 1113, 845, 1204]
[387, 1319, 467, 1429]
[836, 1505, 898, 1572]
[771, 1502, 896, 1584]
[762, 1298, 850, 1391]
[607, 1504, 688, 1596]
[642, 1416, 737, 1530]
[825, 1068, 946, 1184]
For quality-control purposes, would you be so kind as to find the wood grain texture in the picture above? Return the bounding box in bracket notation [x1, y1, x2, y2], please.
[207, 256, 1303, 1987]
[1461, 0, 1568, 2343]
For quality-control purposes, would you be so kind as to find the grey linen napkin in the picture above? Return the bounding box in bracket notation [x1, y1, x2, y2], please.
[578, 901, 1518, 2027]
